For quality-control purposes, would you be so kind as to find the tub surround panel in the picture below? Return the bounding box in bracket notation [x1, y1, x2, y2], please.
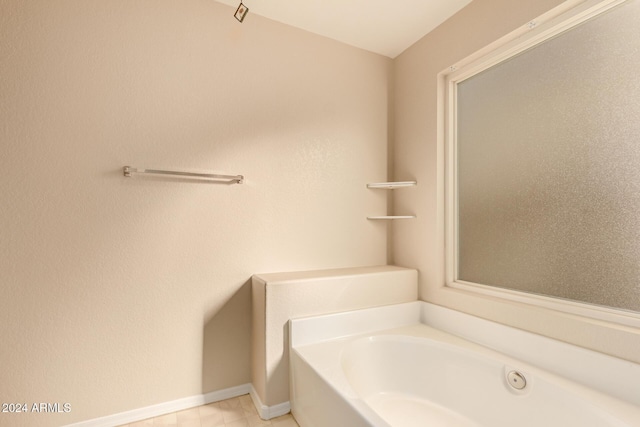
[251, 265, 418, 412]
[290, 299, 420, 349]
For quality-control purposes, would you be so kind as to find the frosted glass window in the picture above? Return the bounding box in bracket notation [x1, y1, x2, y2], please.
[455, 0, 640, 313]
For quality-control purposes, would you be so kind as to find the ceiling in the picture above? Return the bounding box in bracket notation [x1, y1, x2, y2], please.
[213, 0, 473, 58]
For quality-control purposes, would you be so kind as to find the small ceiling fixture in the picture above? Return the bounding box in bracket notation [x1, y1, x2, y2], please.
[234, 1, 249, 22]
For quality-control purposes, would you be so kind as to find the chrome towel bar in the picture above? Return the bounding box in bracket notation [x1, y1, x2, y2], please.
[123, 166, 243, 184]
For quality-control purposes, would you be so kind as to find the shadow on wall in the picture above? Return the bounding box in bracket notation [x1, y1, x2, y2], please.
[202, 280, 252, 393]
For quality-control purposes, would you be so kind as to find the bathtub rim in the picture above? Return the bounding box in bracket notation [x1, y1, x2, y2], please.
[289, 301, 640, 408]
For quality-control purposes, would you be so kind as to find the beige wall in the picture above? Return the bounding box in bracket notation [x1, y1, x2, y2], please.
[392, 0, 640, 365]
[0, 1, 390, 425]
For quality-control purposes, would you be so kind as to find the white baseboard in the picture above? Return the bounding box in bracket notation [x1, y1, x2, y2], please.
[248, 384, 291, 420]
[64, 383, 251, 427]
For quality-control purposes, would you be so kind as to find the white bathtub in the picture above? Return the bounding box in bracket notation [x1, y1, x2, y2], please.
[289, 302, 640, 427]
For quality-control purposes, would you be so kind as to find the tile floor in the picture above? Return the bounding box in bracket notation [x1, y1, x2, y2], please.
[118, 395, 299, 427]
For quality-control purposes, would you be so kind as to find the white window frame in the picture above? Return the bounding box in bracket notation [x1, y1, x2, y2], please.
[440, 0, 640, 328]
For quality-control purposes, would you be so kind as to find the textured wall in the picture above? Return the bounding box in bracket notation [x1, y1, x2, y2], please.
[0, 1, 390, 425]
[392, 0, 640, 364]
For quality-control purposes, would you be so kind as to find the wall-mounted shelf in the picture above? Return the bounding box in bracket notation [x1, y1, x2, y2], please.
[367, 180, 416, 220]
[367, 216, 416, 220]
[367, 181, 417, 189]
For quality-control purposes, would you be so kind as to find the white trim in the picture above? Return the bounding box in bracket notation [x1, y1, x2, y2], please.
[443, 0, 627, 84]
[248, 384, 290, 420]
[63, 383, 251, 427]
[440, 0, 640, 328]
